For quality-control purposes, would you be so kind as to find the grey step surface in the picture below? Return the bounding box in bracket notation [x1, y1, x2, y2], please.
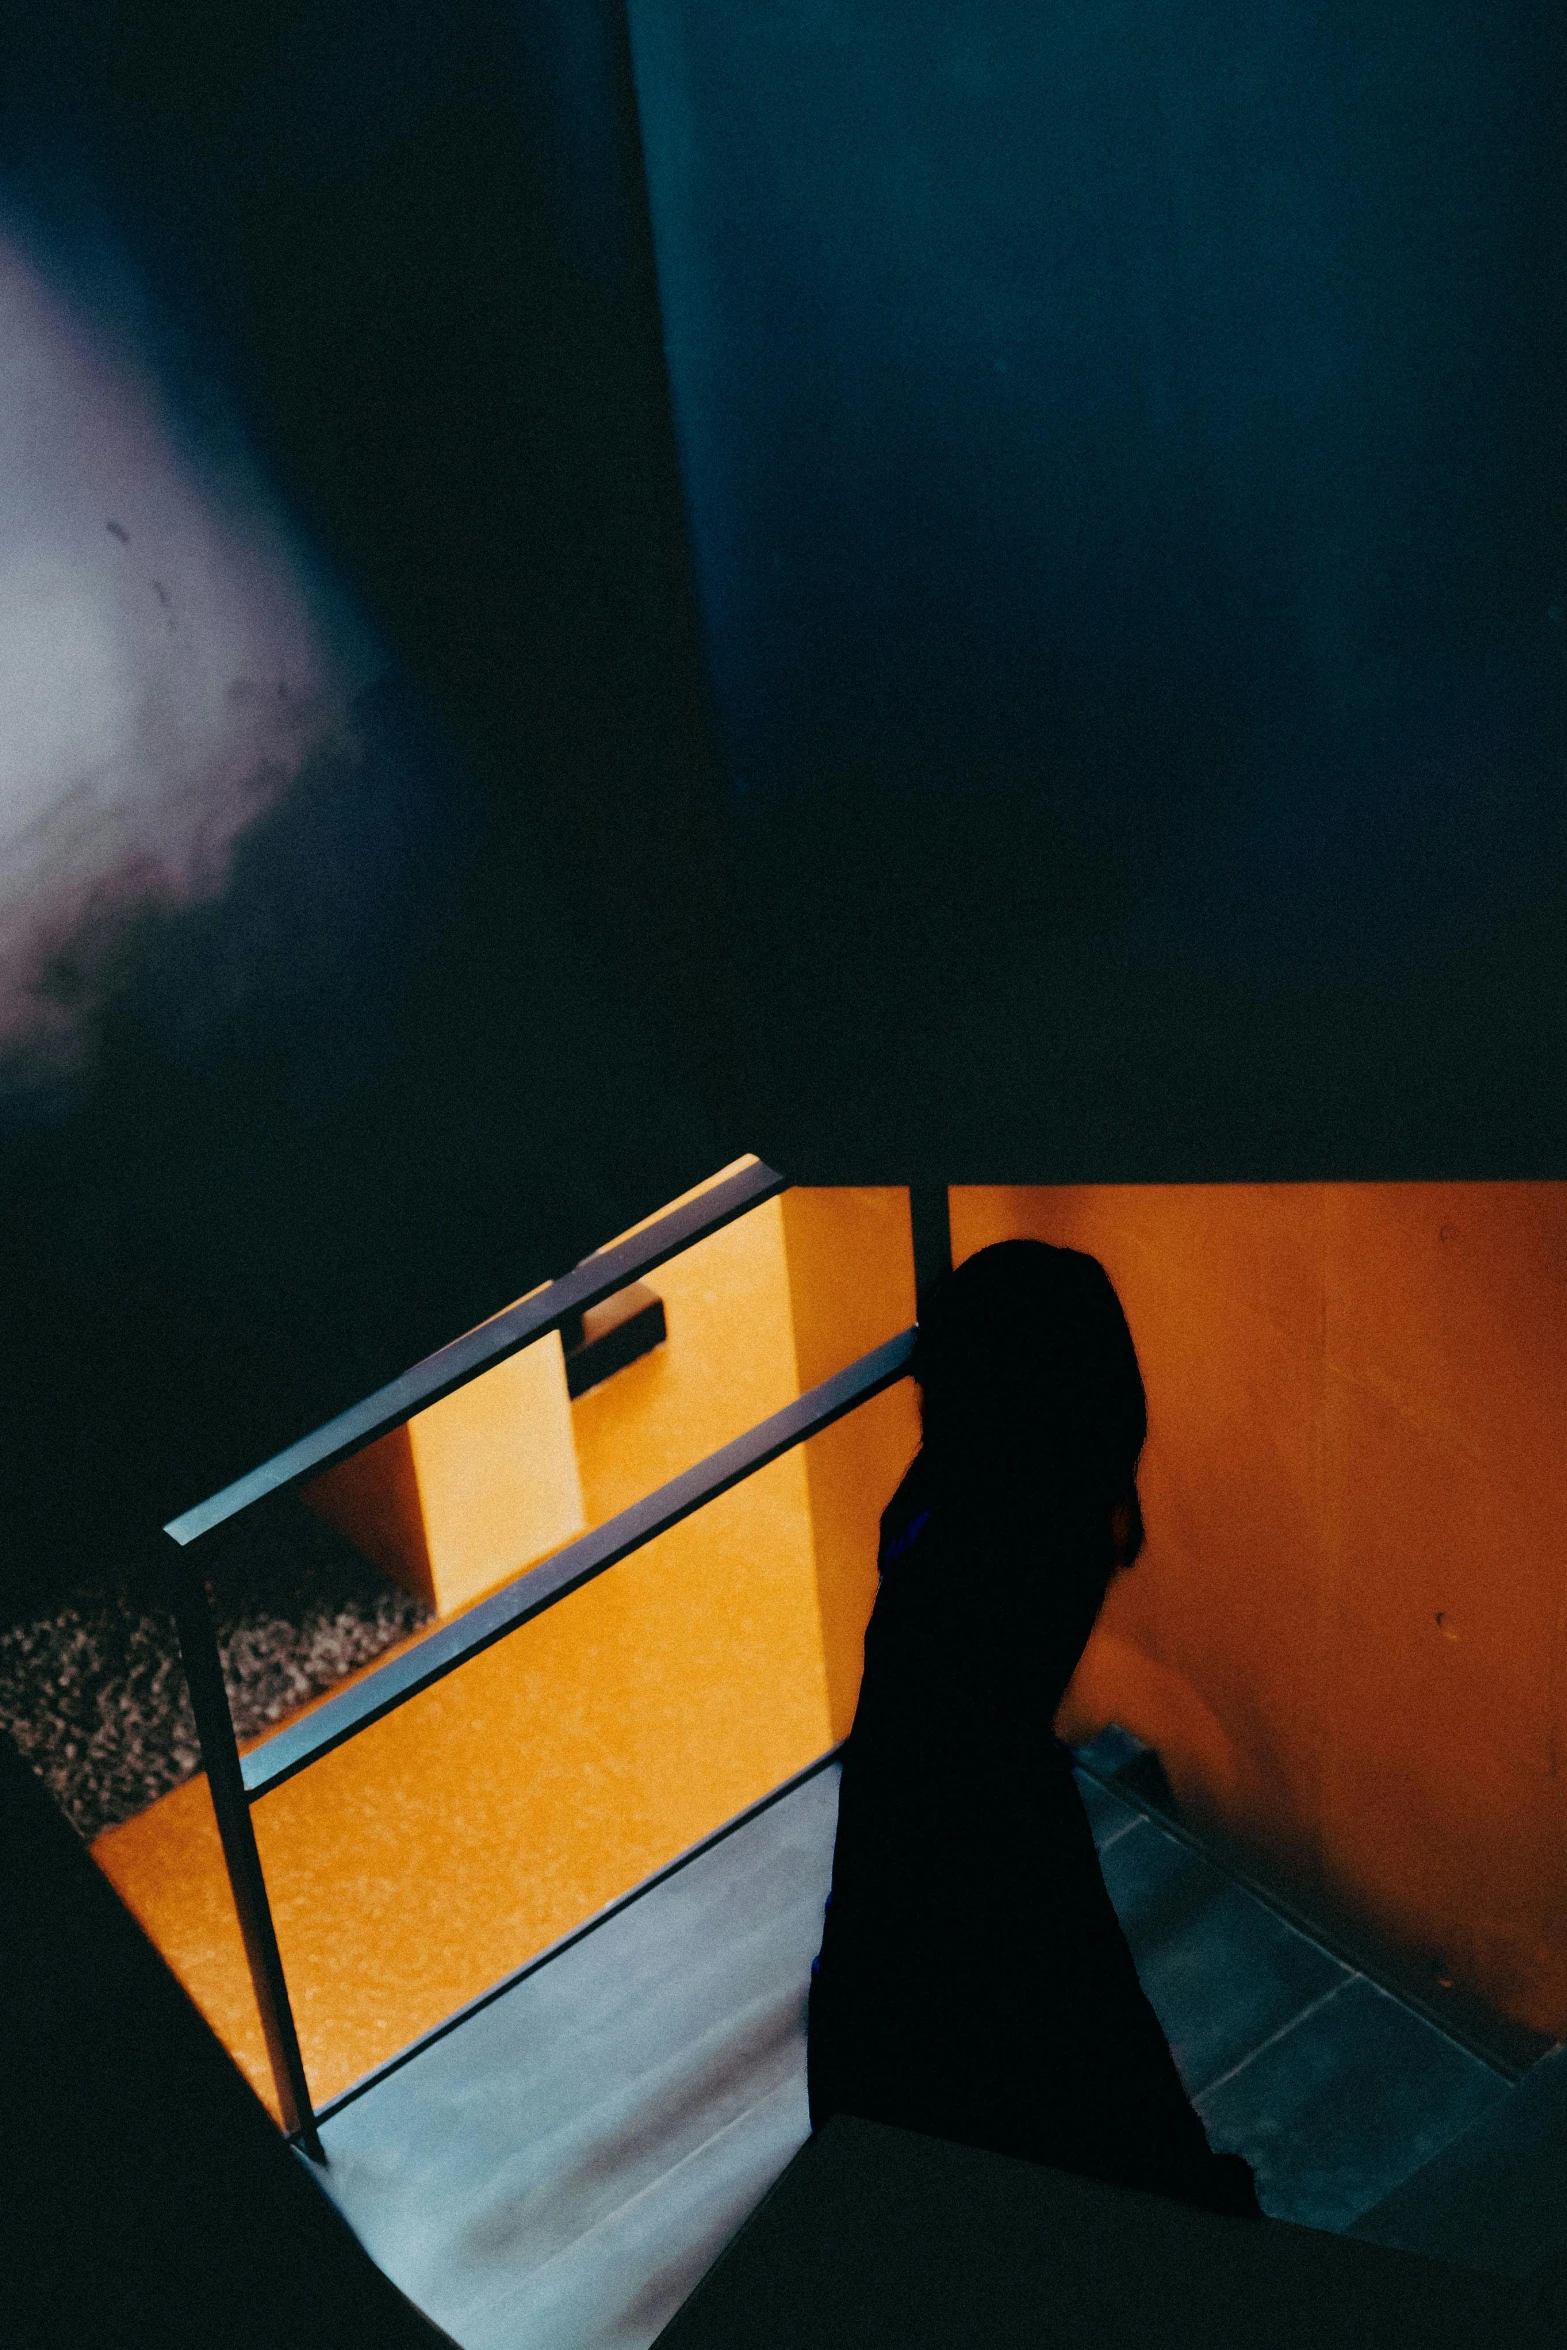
[1075, 1764, 1515, 2237]
[314, 1747, 1535, 2347]
[314, 1764, 836, 2350]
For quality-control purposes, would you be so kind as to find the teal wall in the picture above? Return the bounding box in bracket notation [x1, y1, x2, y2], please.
[629, 0, 1567, 1178]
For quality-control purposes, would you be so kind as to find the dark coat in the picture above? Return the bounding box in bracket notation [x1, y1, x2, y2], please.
[807, 1452, 1260, 2219]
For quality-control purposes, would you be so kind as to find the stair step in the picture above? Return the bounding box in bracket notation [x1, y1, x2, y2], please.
[1071, 1754, 1515, 2238]
[316, 1742, 1547, 2347]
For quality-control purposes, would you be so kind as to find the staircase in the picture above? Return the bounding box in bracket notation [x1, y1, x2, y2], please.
[305, 1732, 1564, 2349]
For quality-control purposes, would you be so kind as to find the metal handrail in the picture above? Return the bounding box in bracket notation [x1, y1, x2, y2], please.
[166, 1157, 788, 1546]
[162, 1160, 934, 2159]
[243, 1329, 916, 1799]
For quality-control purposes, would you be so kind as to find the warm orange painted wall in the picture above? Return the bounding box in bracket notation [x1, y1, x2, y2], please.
[301, 1328, 586, 1615]
[780, 1188, 922, 1741]
[570, 1185, 815, 1525]
[953, 1183, 1567, 2042]
[94, 1181, 919, 2116]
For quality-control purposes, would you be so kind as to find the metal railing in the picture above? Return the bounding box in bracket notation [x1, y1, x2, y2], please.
[164, 1160, 928, 2158]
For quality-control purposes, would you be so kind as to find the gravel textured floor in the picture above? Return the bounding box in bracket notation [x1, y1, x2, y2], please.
[0, 1497, 432, 1843]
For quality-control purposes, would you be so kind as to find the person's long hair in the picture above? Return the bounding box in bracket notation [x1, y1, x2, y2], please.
[910, 1240, 1147, 1610]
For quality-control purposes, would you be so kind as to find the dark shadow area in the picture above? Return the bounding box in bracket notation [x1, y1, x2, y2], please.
[0, 1, 742, 1626]
[653, 2113, 1553, 2349]
[808, 1243, 1260, 2220]
[0, 1723, 459, 2347]
[0, 653, 722, 1629]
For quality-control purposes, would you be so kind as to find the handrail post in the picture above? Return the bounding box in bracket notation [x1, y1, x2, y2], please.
[909, 1185, 952, 1314]
[165, 1538, 325, 2163]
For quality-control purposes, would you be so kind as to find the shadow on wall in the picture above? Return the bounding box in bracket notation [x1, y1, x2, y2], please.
[953, 1185, 1567, 2057]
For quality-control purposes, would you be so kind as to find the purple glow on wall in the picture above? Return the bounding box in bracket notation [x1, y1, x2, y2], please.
[0, 237, 379, 1081]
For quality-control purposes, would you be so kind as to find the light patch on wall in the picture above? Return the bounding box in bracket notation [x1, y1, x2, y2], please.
[0, 235, 376, 1086]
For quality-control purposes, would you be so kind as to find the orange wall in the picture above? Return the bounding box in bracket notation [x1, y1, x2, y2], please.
[954, 1183, 1567, 2042]
[94, 1182, 918, 2115]
[780, 1188, 921, 1740]
[301, 1324, 586, 1615]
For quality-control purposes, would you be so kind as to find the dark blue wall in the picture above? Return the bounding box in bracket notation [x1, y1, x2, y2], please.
[0, 0, 736, 1619]
[630, 0, 1567, 1177]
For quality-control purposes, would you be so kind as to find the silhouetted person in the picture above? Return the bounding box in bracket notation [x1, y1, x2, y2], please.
[807, 1240, 1261, 2219]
